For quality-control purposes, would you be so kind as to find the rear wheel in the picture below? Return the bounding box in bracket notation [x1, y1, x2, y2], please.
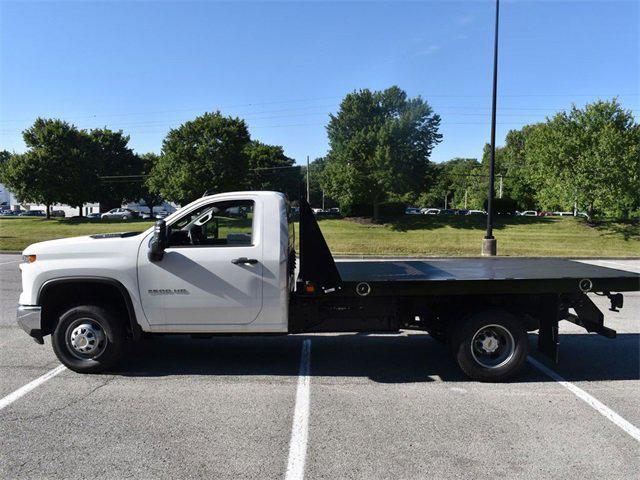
[451, 309, 528, 382]
[52, 305, 125, 373]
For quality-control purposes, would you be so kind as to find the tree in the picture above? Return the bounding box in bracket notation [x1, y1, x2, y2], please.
[139, 153, 164, 216]
[90, 128, 140, 211]
[147, 112, 251, 204]
[478, 124, 540, 211]
[419, 158, 485, 209]
[245, 141, 300, 198]
[303, 157, 337, 208]
[322, 86, 442, 220]
[1, 119, 94, 218]
[525, 99, 639, 218]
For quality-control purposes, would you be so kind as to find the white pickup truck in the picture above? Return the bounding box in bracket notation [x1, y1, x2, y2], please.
[17, 191, 640, 381]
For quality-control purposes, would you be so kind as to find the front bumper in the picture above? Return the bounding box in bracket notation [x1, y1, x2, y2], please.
[17, 305, 44, 344]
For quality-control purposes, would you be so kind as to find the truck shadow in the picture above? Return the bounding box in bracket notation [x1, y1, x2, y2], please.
[114, 332, 639, 383]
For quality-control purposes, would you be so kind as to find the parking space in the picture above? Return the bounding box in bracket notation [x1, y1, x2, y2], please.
[1, 254, 638, 478]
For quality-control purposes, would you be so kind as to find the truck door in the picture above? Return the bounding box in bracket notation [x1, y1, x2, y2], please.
[137, 197, 263, 327]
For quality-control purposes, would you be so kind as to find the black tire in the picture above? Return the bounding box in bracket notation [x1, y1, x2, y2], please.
[51, 305, 125, 373]
[451, 309, 528, 382]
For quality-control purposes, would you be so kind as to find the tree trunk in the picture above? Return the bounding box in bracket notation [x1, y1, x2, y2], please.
[373, 200, 380, 223]
[77, 205, 83, 219]
[45, 202, 51, 220]
[587, 202, 594, 221]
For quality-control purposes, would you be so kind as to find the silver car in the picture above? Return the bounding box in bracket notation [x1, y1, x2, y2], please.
[101, 208, 138, 220]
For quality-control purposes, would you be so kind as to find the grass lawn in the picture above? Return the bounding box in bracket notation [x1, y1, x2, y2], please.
[1, 215, 638, 257]
[315, 215, 640, 257]
[0, 218, 155, 252]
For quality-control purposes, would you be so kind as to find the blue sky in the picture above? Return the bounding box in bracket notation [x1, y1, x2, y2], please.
[1, 1, 638, 164]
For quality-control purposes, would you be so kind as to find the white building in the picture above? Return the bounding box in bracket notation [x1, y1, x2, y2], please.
[0, 183, 18, 210]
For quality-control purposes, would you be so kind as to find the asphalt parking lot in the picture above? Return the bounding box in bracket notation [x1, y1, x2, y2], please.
[1, 253, 638, 479]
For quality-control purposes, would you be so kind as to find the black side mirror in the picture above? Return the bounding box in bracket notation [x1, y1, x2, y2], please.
[148, 220, 167, 261]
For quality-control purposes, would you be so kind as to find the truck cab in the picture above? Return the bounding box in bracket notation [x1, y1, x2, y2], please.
[18, 192, 294, 370]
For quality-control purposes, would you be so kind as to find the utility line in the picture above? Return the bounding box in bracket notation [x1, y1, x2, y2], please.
[1, 93, 636, 123]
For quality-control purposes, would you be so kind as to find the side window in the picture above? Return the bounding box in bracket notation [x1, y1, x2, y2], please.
[168, 200, 254, 247]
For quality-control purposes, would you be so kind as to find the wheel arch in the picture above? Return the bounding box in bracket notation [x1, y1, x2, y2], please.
[37, 277, 142, 340]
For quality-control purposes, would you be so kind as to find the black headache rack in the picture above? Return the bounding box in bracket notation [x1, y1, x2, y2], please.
[296, 198, 343, 295]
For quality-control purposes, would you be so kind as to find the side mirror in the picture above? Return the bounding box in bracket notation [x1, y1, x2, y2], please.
[148, 220, 167, 261]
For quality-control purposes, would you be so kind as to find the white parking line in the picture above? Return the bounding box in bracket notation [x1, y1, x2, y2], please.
[527, 356, 640, 442]
[285, 339, 312, 480]
[0, 365, 66, 411]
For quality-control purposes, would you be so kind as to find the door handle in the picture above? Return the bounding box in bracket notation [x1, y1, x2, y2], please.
[231, 257, 258, 265]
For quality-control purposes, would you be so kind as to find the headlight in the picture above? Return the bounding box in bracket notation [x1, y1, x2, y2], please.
[22, 254, 36, 263]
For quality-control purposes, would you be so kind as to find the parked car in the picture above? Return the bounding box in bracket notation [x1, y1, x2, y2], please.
[101, 208, 138, 220]
[0, 210, 18, 216]
[18, 210, 45, 217]
[467, 210, 487, 215]
[520, 210, 538, 217]
[421, 208, 440, 215]
[51, 210, 66, 218]
[405, 207, 422, 215]
[538, 211, 555, 217]
[86, 212, 102, 220]
[439, 209, 456, 215]
[555, 211, 574, 217]
[154, 210, 170, 219]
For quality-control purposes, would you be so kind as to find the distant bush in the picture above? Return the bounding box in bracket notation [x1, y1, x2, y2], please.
[341, 202, 406, 220]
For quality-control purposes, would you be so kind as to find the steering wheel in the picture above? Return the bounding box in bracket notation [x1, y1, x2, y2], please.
[188, 225, 206, 245]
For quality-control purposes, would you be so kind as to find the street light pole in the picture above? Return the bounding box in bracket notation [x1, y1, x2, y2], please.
[482, 0, 500, 256]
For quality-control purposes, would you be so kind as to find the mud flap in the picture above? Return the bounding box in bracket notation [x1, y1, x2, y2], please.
[538, 296, 560, 363]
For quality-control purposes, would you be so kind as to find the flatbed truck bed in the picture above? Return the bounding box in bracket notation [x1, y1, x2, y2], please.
[334, 258, 640, 296]
[291, 198, 639, 380]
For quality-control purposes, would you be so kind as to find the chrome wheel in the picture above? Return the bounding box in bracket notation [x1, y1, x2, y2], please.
[65, 319, 107, 359]
[470, 324, 515, 369]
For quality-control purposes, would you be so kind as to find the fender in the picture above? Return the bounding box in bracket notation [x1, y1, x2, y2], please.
[38, 276, 143, 340]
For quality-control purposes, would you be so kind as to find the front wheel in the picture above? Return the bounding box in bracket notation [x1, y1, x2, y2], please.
[451, 309, 528, 382]
[52, 305, 125, 373]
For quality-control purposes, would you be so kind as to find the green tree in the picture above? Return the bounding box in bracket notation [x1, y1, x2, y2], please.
[90, 128, 140, 211]
[1, 119, 94, 218]
[322, 86, 442, 220]
[139, 153, 165, 216]
[525, 99, 639, 218]
[148, 112, 251, 204]
[303, 157, 337, 208]
[418, 158, 485, 209]
[246, 141, 300, 198]
[478, 124, 540, 211]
